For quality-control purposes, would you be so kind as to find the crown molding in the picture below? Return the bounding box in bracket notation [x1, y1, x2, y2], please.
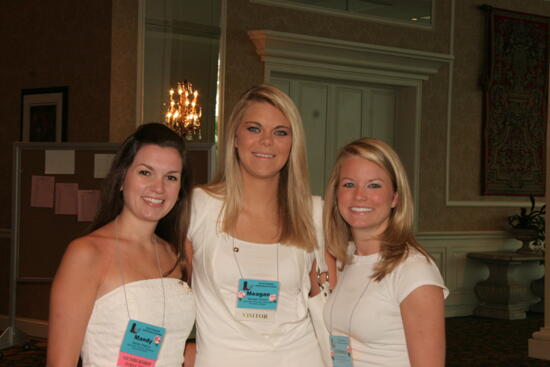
[248, 30, 452, 81]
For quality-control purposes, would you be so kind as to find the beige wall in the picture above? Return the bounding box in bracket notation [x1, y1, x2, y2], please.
[423, 0, 549, 231]
[110, 0, 140, 142]
[224, 0, 550, 232]
[0, 0, 138, 320]
[0, 1, 112, 229]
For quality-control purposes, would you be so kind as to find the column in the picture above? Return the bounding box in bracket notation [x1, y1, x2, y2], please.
[528, 104, 550, 360]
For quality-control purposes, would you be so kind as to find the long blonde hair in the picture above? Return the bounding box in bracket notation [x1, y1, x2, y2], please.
[206, 84, 316, 251]
[323, 137, 429, 280]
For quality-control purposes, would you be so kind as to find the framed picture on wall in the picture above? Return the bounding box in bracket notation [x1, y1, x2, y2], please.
[21, 87, 68, 142]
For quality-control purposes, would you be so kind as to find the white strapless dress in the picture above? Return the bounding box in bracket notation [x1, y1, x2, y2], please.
[81, 278, 195, 367]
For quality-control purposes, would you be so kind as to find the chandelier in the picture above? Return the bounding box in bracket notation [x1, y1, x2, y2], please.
[164, 81, 202, 139]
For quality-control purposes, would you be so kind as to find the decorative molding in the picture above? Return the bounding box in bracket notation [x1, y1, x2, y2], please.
[218, 0, 228, 144]
[417, 230, 511, 241]
[249, 0, 434, 30]
[248, 30, 452, 80]
[446, 199, 546, 208]
[145, 19, 221, 39]
[417, 231, 543, 317]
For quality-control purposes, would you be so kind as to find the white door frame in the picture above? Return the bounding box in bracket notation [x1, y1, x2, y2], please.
[248, 29, 452, 231]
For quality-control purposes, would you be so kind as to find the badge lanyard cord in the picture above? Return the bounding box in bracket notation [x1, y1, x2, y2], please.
[231, 235, 279, 284]
[115, 217, 166, 328]
[329, 265, 371, 339]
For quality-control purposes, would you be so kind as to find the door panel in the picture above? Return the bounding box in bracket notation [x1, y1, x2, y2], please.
[369, 89, 396, 146]
[296, 82, 329, 196]
[271, 76, 396, 195]
[334, 86, 363, 157]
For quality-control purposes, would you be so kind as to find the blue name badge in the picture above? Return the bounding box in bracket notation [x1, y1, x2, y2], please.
[235, 278, 279, 321]
[118, 319, 166, 367]
[330, 335, 353, 367]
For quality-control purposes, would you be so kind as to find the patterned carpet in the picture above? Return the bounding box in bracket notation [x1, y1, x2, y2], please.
[0, 339, 47, 367]
[446, 313, 550, 367]
[1, 313, 550, 366]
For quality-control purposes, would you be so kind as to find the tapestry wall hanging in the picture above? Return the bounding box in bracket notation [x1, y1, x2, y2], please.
[482, 6, 548, 196]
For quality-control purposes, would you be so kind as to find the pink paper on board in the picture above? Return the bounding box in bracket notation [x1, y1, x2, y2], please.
[77, 190, 101, 222]
[55, 183, 79, 215]
[30, 175, 55, 208]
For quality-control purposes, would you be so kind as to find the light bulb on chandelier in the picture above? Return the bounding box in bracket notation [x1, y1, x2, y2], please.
[164, 80, 202, 140]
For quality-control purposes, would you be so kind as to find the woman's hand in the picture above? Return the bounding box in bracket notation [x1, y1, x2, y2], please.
[309, 259, 321, 297]
[309, 249, 337, 297]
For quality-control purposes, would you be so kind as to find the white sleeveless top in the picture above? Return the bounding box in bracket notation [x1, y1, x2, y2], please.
[81, 278, 195, 367]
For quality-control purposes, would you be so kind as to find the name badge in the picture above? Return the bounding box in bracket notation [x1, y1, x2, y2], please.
[117, 319, 166, 367]
[330, 335, 353, 367]
[235, 278, 279, 321]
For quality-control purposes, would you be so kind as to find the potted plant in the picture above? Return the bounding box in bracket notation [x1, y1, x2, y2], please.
[508, 195, 545, 254]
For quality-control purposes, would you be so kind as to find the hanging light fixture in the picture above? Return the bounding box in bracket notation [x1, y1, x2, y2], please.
[164, 80, 202, 139]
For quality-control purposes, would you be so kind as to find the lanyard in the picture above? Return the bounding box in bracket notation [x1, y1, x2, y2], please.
[329, 263, 371, 337]
[115, 217, 166, 328]
[231, 235, 280, 283]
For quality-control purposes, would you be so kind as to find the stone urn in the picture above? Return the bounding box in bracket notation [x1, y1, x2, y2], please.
[511, 228, 539, 255]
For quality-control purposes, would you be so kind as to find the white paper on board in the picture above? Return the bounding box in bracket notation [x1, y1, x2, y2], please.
[45, 150, 75, 174]
[94, 154, 115, 178]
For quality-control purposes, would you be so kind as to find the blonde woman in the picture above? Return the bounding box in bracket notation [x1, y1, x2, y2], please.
[323, 138, 448, 367]
[185, 84, 325, 367]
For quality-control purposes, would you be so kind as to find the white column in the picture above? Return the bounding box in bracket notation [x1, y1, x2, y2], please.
[528, 86, 550, 360]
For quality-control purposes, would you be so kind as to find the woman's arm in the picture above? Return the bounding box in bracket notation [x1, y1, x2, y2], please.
[182, 239, 196, 367]
[183, 339, 196, 367]
[309, 245, 337, 296]
[400, 285, 446, 367]
[47, 238, 102, 367]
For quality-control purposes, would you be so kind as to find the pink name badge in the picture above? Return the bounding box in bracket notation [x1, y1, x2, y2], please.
[117, 352, 156, 367]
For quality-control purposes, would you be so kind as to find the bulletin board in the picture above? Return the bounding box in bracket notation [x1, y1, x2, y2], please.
[12, 141, 215, 282]
[2, 140, 214, 336]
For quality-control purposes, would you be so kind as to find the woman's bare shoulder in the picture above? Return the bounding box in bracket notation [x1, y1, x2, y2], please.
[62, 226, 115, 270]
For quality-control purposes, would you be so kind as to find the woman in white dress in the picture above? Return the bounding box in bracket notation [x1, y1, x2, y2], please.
[185, 84, 326, 367]
[47, 123, 195, 367]
[323, 137, 448, 367]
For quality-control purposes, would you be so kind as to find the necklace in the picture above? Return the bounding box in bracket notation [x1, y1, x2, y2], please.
[329, 264, 372, 337]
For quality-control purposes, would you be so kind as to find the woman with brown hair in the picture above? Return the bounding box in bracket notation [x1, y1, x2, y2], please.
[47, 123, 195, 366]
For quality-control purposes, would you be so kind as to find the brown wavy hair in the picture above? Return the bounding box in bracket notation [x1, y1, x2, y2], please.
[90, 123, 192, 267]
